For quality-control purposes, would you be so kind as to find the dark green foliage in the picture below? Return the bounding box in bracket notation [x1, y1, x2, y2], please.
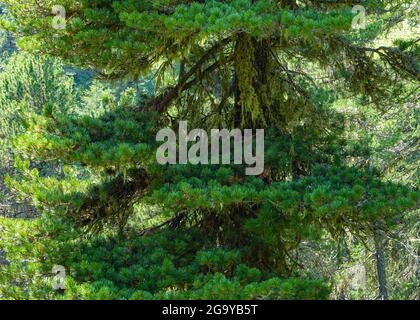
[0, 0, 419, 300]
[0, 217, 329, 300]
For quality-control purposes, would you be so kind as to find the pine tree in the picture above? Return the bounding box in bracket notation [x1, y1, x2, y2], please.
[0, 52, 76, 217]
[1, 0, 419, 298]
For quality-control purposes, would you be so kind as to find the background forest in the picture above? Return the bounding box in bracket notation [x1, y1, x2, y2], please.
[0, 1, 418, 300]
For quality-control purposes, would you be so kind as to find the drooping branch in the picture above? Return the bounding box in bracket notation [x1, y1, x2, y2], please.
[73, 168, 149, 233]
[144, 37, 233, 113]
[360, 46, 420, 81]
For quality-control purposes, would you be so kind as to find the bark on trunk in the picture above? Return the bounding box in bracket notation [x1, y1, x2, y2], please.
[373, 229, 388, 300]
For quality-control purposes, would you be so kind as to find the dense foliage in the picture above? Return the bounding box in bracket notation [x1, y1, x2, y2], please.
[0, 217, 330, 300]
[0, 0, 419, 300]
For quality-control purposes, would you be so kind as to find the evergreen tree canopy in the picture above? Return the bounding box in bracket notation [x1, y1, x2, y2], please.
[1, 0, 419, 288]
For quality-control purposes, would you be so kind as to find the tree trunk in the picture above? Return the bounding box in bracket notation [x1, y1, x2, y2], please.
[373, 229, 388, 300]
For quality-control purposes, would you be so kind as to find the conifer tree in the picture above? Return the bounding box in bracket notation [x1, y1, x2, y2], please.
[0, 52, 76, 216]
[1, 0, 419, 294]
